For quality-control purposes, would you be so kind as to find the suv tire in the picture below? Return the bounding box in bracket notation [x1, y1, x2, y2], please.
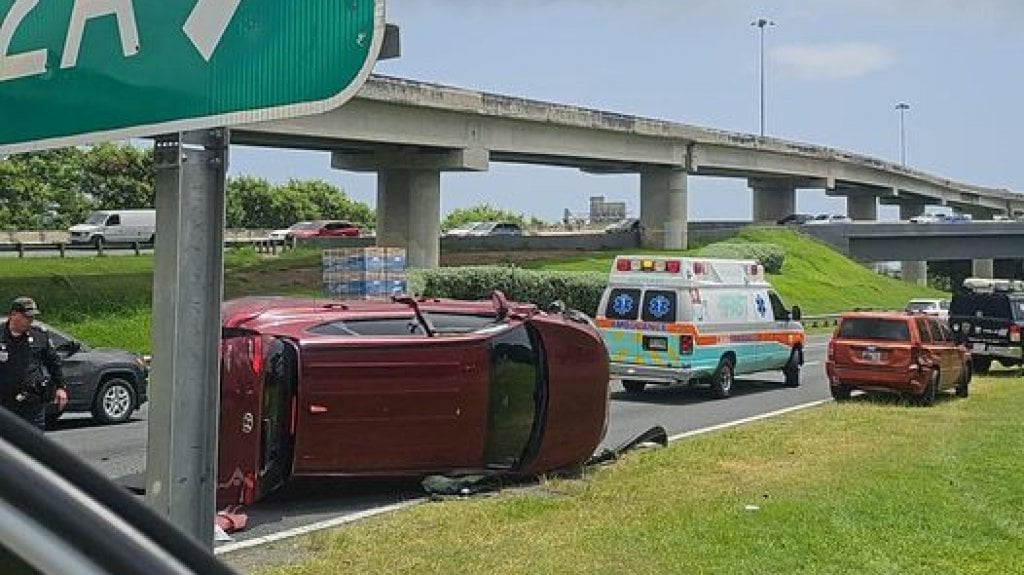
[972, 357, 992, 374]
[621, 380, 646, 394]
[92, 377, 136, 424]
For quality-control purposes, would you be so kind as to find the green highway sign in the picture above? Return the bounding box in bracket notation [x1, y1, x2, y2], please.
[0, 0, 384, 154]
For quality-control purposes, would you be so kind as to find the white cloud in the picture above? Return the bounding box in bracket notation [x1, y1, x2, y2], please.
[772, 42, 895, 80]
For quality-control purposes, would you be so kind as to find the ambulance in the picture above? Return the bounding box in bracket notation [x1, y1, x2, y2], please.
[595, 256, 805, 398]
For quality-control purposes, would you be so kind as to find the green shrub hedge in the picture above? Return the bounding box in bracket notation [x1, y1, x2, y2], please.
[695, 241, 785, 273]
[409, 266, 607, 316]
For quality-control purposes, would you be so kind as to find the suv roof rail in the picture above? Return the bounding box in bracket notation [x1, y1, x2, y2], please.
[962, 277, 1024, 293]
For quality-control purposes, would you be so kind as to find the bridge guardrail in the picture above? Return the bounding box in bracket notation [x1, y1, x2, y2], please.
[0, 238, 290, 257]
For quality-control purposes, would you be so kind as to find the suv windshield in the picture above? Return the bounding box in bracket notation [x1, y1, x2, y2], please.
[838, 318, 910, 341]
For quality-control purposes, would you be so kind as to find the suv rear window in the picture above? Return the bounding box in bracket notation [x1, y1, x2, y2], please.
[838, 318, 910, 341]
[950, 294, 1012, 318]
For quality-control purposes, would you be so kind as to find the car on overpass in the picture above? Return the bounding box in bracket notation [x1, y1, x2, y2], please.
[216, 293, 610, 506]
[442, 221, 485, 238]
[461, 221, 525, 237]
[805, 213, 852, 225]
[269, 220, 361, 241]
[776, 213, 814, 225]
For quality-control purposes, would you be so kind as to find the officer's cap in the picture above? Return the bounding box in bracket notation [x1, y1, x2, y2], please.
[10, 296, 40, 317]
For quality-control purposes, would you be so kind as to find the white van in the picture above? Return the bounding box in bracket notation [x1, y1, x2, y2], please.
[68, 209, 156, 246]
[595, 256, 805, 398]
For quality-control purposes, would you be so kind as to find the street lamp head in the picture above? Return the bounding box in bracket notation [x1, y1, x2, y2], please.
[751, 18, 775, 28]
[896, 102, 910, 111]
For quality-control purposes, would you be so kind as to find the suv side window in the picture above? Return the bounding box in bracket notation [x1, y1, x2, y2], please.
[927, 319, 944, 342]
[915, 318, 932, 343]
[938, 322, 954, 343]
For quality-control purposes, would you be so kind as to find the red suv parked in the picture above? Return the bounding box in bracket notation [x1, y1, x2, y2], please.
[286, 220, 360, 239]
[826, 312, 971, 406]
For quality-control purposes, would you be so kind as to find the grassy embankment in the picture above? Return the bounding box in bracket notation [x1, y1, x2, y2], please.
[0, 228, 942, 352]
[243, 371, 1024, 575]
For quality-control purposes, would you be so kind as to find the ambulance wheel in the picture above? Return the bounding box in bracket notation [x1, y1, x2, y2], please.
[709, 358, 734, 399]
[621, 380, 646, 394]
[783, 351, 801, 388]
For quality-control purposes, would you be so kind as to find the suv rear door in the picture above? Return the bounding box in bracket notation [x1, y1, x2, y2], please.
[950, 293, 1022, 350]
[833, 316, 913, 372]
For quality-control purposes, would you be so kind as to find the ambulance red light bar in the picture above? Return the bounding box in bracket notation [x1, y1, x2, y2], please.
[665, 260, 681, 273]
[693, 261, 706, 275]
[615, 258, 631, 272]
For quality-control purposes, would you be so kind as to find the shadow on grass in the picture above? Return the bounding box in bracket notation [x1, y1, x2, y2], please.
[839, 389, 963, 407]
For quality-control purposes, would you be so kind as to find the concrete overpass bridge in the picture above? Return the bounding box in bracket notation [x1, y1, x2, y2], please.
[798, 221, 1024, 283]
[232, 74, 1024, 270]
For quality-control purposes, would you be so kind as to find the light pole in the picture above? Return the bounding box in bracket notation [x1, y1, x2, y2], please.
[896, 102, 910, 166]
[751, 17, 775, 138]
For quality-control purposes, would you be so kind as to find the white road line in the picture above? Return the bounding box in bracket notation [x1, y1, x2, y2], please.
[668, 399, 831, 443]
[214, 500, 425, 555]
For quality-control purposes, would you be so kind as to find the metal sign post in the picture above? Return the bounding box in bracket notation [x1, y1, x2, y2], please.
[146, 129, 228, 547]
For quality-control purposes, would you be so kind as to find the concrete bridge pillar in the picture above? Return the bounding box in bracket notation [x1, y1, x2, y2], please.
[972, 258, 994, 279]
[898, 202, 926, 221]
[897, 203, 927, 284]
[750, 179, 796, 224]
[640, 167, 687, 250]
[377, 169, 441, 269]
[902, 260, 928, 286]
[847, 194, 878, 221]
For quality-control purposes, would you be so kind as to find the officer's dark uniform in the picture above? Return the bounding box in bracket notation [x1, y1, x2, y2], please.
[0, 298, 65, 431]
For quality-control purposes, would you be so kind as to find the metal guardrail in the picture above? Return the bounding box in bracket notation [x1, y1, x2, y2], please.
[803, 314, 840, 328]
[0, 238, 291, 257]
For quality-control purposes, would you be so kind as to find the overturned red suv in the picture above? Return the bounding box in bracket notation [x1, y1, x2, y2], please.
[217, 293, 610, 507]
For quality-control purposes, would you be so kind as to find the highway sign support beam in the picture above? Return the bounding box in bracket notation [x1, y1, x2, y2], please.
[146, 129, 228, 548]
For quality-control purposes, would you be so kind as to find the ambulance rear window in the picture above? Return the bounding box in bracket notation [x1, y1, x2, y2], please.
[641, 290, 678, 323]
[605, 289, 641, 320]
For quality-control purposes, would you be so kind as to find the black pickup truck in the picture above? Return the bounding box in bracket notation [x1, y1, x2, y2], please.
[949, 291, 1024, 373]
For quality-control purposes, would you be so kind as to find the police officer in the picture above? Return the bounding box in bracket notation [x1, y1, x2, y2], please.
[0, 297, 68, 431]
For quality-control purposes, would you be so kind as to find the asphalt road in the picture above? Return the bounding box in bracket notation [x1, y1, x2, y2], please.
[53, 334, 831, 550]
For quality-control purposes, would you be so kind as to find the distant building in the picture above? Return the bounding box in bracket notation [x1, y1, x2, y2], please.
[589, 196, 626, 223]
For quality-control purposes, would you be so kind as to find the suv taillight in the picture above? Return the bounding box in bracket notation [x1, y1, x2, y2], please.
[679, 335, 694, 355]
[248, 336, 264, 376]
[1011, 324, 1021, 343]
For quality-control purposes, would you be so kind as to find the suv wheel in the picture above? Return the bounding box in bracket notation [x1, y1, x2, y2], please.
[708, 357, 734, 399]
[955, 363, 971, 398]
[971, 357, 992, 374]
[830, 384, 852, 401]
[91, 377, 136, 424]
[782, 349, 801, 388]
[912, 370, 939, 407]
[621, 380, 646, 394]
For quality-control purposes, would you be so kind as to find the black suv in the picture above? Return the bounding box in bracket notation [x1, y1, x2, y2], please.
[949, 287, 1024, 373]
[2, 320, 149, 426]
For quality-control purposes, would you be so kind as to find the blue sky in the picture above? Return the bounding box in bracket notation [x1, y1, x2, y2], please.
[229, 0, 1024, 222]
